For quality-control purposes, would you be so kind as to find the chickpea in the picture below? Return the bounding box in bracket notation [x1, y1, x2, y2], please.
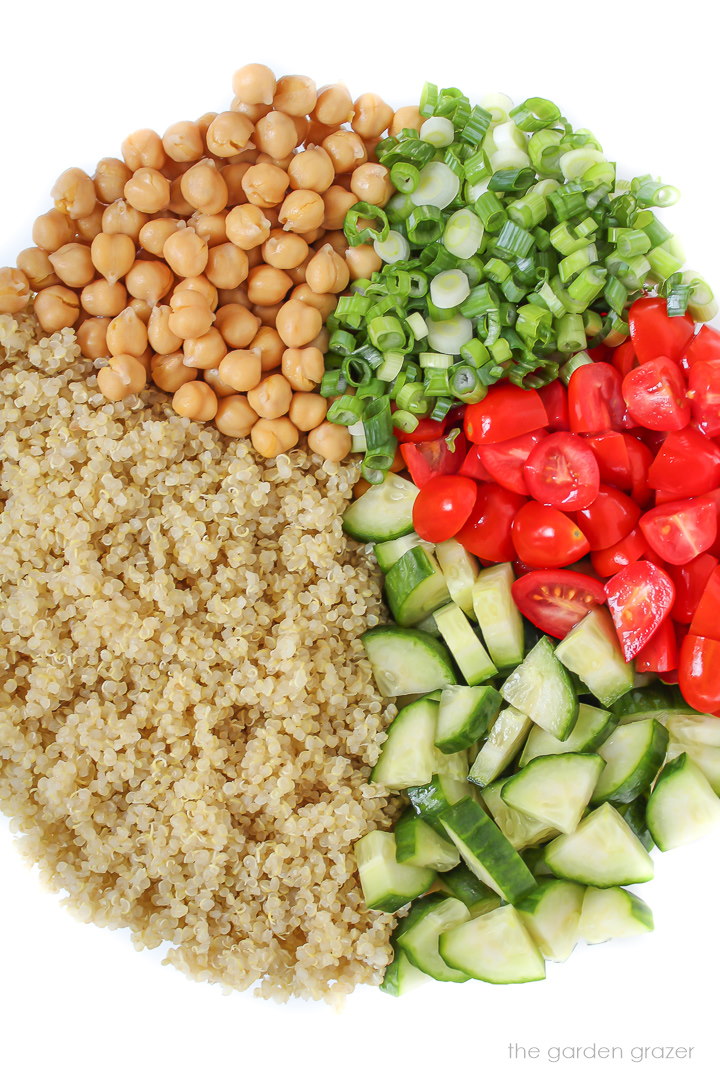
[273, 74, 317, 116]
[183, 326, 226, 370]
[364, 137, 382, 162]
[168, 290, 215, 339]
[390, 106, 423, 136]
[292, 116, 310, 145]
[80, 278, 128, 317]
[88, 232, 134, 285]
[225, 204, 272, 250]
[256, 151, 296, 172]
[246, 265, 293, 306]
[251, 416, 298, 457]
[305, 244, 349, 295]
[246, 246, 264, 270]
[352, 93, 393, 139]
[125, 260, 174, 305]
[33, 284, 80, 332]
[166, 176, 194, 217]
[51, 167, 96, 221]
[261, 230, 308, 271]
[177, 274, 219, 310]
[102, 199, 148, 241]
[278, 190, 324, 235]
[218, 286, 249, 307]
[289, 391, 328, 431]
[252, 302, 282, 328]
[350, 162, 393, 206]
[0, 267, 31, 314]
[180, 160, 228, 215]
[321, 131, 367, 175]
[313, 84, 354, 126]
[32, 209, 74, 253]
[306, 119, 341, 145]
[308, 420, 352, 461]
[322, 186, 359, 231]
[308, 326, 330, 353]
[148, 305, 182, 355]
[286, 255, 310, 285]
[241, 163, 289, 208]
[97, 353, 147, 401]
[253, 111, 297, 160]
[248, 325, 283, 371]
[205, 242, 249, 289]
[218, 348, 262, 392]
[16, 247, 58, 290]
[196, 111, 218, 139]
[332, 171, 354, 192]
[123, 168, 170, 214]
[74, 205, 105, 243]
[162, 121, 204, 163]
[322, 230, 348, 257]
[213, 395, 258, 437]
[275, 299, 322, 348]
[281, 345, 324, 391]
[232, 63, 276, 106]
[230, 100, 271, 123]
[189, 210, 228, 247]
[76, 316, 110, 359]
[94, 157, 132, 203]
[288, 146, 335, 194]
[47, 242, 94, 288]
[291, 283, 337, 320]
[129, 298, 152, 324]
[203, 367, 236, 399]
[163, 227, 209, 278]
[105, 306, 148, 357]
[172, 380, 218, 421]
[122, 129, 165, 171]
[205, 111, 254, 158]
[345, 244, 382, 281]
[219, 164, 251, 208]
[214, 303, 260, 348]
[150, 351, 198, 393]
[138, 217, 182, 257]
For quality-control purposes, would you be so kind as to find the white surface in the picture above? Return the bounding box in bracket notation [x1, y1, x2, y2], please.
[1, 2, 719, 1078]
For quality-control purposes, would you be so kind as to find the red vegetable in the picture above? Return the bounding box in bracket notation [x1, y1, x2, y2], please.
[400, 431, 467, 488]
[622, 357, 690, 432]
[610, 338, 639, 379]
[669, 553, 719, 624]
[680, 323, 720, 370]
[511, 501, 590, 568]
[477, 429, 546, 495]
[412, 474, 477, 543]
[454, 484, 526, 562]
[688, 359, 720, 438]
[464, 384, 548, 444]
[639, 496, 718, 566]
[393, 415, 448, 443]
[689, 566, 720, 640]
[647, 427, 720, 496]
[605, 560, 675, 661]
[591, 528, 646, 578]
[635, 618, 678, 673]
[568, 362, 628, 433]
[537, 380, 569, 432]
[628, 296, 694, 365]
[572, 485, 641, 549]
[511, 569, 606, 639]
[458, 444, 493, 483]
[524, 432, 600, 511]
[679, 634, 720, 714]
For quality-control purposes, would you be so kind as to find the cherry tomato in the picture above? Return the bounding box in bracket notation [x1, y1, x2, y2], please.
[572, 484, 641, 549]
[628, 296, 695, 365]
[586, 344, 610, 363]
[609, 339, 639, 379]
[454, 484, 526, 562]
[688, 359, 720, 438]
[679, 634, 720, 714]
[477, 429, 546, 496]
[538, 380, 569, 431]
[647, 427, 720, 496]
[511, 569, 606, 639]
[584, 431, 633, 488]
[523, 432, 600, 511]
[394, 415, 448, 443]
[669, 553, 719, 624]
[624, 436, 655, 507]
[605, 560, 675, 661]
[512, 501, 590, 568]
[459, 444, 493, 483]
[635, 618, 678, 673]
[591, 527, 646, 578]
[622, 357, 690, 432]
[412, 474, 477, 543]
[568, 362, 629, 433]
[400, 431, 467, 488]
[464, 384, 548, 444]
[639, 495, 718, 565]
[680, 323, 719, 370]
[689, 566, 720, 640]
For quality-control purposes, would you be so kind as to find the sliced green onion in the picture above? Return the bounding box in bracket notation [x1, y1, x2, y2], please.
[426, 313, 474, 354]
[556, 312, 587, 353]
[528, 129, 564, 178]
[478, 91, 513, 123]
[444, 207, 484, 258]
[550, 221, 590, 256]
[368, 315, 406, 351]
[647, 244, 683, 280]
[375, 350, 404, 382]
[341, 355, 371, 386]
[343, 203, 390, 246]
[535, 280, 566, 318]
[390, 162, 420, 193]
[615, 229, 651, 259]
[641, 214, 673, 249]
[515, 303, 553, 346]
[419, 81, 439, 118]
[406, 205, 444, 244]
[559, 350, 594, 385]
[386, 192, 414, 224]
[459, 338, 490, 367]
[460, 104, 492, 144]
[410, 161, 461, 209]
[559, 147, 605, 181]
[494, 220, 534, 258]
[604, 275, 628, 317]
[488, 337, 512, 364]
[406, 312, 428, 339]
[510, 96, 562, 132]
[363, 396, 393, 450]
[431, 397, 454, 421]
[320, 369, 346, 398]
[419, 352, 453, 369]
[488, 168, 536, 194]
[355, 378, 386, 399]
[507, 189, 547, 229]
[449, 363, 488, 403]
[423, 367, 451, 395]
[474, 190, 507, 232]
[631, 175, 680, 208]
[327, 394, 363, 425]
[484, 257, 511, 284]
[460, 282, 499, 318]
[682, 272, 718, 322]
[391, 409, 419, 433]
[396, 381, 430, 415]
[329, 329, 357, 356]
[420, 116, 455, 147]
[583, 310, 604, 338]
[665, 282, 692, 317]
[559, 243, 597, 284]
[430, 269, 471, 309]
[566, 265, 607, 309]
[373, 229, 411, 264]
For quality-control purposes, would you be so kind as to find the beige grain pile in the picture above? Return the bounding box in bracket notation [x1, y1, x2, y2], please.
[0, 312, 399, 1002]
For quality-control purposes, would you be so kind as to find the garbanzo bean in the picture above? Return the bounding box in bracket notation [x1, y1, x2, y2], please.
[74, 205, 105, 243]
[273, 74, 317, 116]
[183, 327, 226, 370]
[286, 255, 310, 285]
[129, 298, 152, 324]
[308, 326, 330, 353]
[232, 63, 276, 106]
[225, 204, 272, 250]
[250, 325, 284, 370]
[246, 264, 293, 306]
[218, 348, 262, 391]
[321, 185, 359, 230]
[163, 227, 209, 278]
[178, 274, 219, 309]
[352, 93, 394, 139]
[254, 111, 298, 159]
[162, 120, 204, 163]
[98, 353, 148, 401]
[168, 290, 215, 339]
[168, 175, 195, 217]
[261, 230, 309, 270]
[90, 232, 136, 284]
[105, 306, 148, 357]
[181, 160, 229, 215]
[101, 199, 148, 241]
[321, 131, 367, 174]
[256, 150, 295, 172]
[275, 298, 322, 347]
[93, 157, 132, 203]
[122, 129, 165, 171]
[32, 209, 74, 253]
[390, 105, 423, 136]
[345, 242, 382, 279]
[321, 230, 348, 256]
[125, 259, 174, 305]
[278, 189, 324, 234]
[205, 242, 249, 289]
[196, 111, 217, 139]
[203, 367, 236, 398]
[80, 278, 128, 317]
[230, 101, 270, 124]
[51, 167, 96, 221]
[292, 116, 310, 146]
[172, 380, 218, 421]
[289, 391, 328, 431]
[290, 283, 337, 320]
[287, 146, 335, 194]
[246, 246, 264, 269]
[33, 284, 80, 332]
[76, 316, 110, 359]
[219, 164, 251, 207]
[350, 162, 393, 206]
[214, 303, 260, 348]
[138, 217, 183, 257]
[250, 416, 298, 457]
[241, 163, 289, 208]
[48, 242, 95, 288]
[150, 350, 198, 393]
[307, 420, 352, 461]
[189, 210, 228, 247]
[123, 168, 171, 214]
[147, 305, 182, 355]
[205, 111, 254, 158]
[0, 267, 31, 314]
[313, 84, 354, 126]
[281, 345, 324, 391]
[214, 395, 259, 437]
[305, 244, 349, 294]
[16, 247, 58, 290]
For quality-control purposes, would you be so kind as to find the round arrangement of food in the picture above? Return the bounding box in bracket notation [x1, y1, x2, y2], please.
[1, 61, 719, 1004]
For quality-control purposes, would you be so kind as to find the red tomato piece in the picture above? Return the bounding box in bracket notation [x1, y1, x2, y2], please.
[459, 444, 493, 483]
[394, 415, 448, 443]
[511, 501, 590, 568]
[454, 484, 526, 562]
[647, 428, 720, 496]
[605, 560, 675, 661]
[477, 429, 546, 496]
[464, 384, 548, 444]
[639, 496, 718, 566]
[669, 553, 719, 624]
[680, 323, 720, 371]
[628, 296, 695, 365]
[572, 484, 641, 549]
[568, 362, 629, 434]
[412, 474, 477, 543]
[688, 359, 720, 438]
[609, 339, 639, 379]
[622, 357, 690, 432]
[624, 436, 655, 508]
[591, 527, 646, 578]
[584, 431, 633, 489]
[400, 431, 467, 488]
[538, 380, 569, 432]
[524, 432, 600, 511]
[679, 634, 720, 713]
[586, 344, 610, 363]
[689, 566, 720, 640]
[635, 618, 678, 673]
[511, 569, 606, 639]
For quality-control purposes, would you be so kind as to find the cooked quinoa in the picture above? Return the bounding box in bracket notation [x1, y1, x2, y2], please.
[0, 312, 400, 1002]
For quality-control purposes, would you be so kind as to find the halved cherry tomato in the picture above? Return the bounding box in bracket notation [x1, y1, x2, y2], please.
[412, 474, 477, 543]
[568, 362, 629, 433]
[511, 569, 606, 639]
[679, 634, 720, 713]
[586, 344, 610, 363]
[591, 527, 646, 578]
[628, 296, 695, 365]
[477, 429, 546, 495]
[622, 357, 690, 432]
[538, 380, 569, 432]
[572, 484, 641, 549]
[635, 618, 678, 673]
[512, 501, 590, 568]
[454, 484, 526, 562]
[669, 553, 719, 624]
[647, 427, 720, 496]
[464, 384, 548, 444]
[605, 560, 675, 661]
[610, 339, 639, 379]
[688, 359, 720, 438]
[400, 431, 467, 488]
[524, 432, 600, 511]
[680, 323, 719, 370]
[624, 436, 655, 507]
[394, 415, 448, 443]
[584, 431, 633, 489]
[639, 496, 718, 565]
[459, 444, 493, 483]
[689, 566, 720, 640]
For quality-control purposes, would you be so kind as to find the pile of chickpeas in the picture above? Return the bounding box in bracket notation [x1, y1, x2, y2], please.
[0, 63, 423, 460]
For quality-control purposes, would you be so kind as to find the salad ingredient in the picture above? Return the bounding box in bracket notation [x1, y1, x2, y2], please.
[511, 501, 590, 567]
[465, 385, 548, 444]
[647, 754, 720, 850]
[578, 887, 653, 944]
[572, 484, 641, 548]
[477, 429, 545, 495]
[639, 496, 717, 565]
[524, 432, 600, 510]
[544, 804, 654, 886]
[501, 636, 577, 739]
[679, 635, 720, 713]
[554, 607, 634, 706]
[360, 625, 456, 697]
[471, 562, 525, 668]
[592, 718, 669, 804]
[516, 880, 585, 961]
[605, 561, 675, 661]
[439, 906, 545, 984]
[511, 569, 605, 639]
[628, 296, 694, 365]
[622, 357, 690, 431]
[454, 483, 526, 562]
[568, 363, 628, 433]
[501, 753, 604, 833]
[412, 474, 476, 542]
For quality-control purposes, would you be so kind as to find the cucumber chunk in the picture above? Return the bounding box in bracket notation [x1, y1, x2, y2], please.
[520, 704, 616, 766]
[468, 705, 532, 787]
[362, 625, 456, 697]
[501, 635, 578, 740]
[371, 696, 439, 789]
[647, 752, 720, 851]
[439, 797, 537, 904]
[374, 532, 434, 574]
[355, 830, 435, 912]
[396, 896, 471, 983]
[394, 810, 461, 872]
[433, 602, 497, 685]
[385, 547, 452, 627]
[592, 718, 668, 804]
[342, 472, 419, 542]
[544, 803, 654, 887]
[434, 538, 479, 619]
[407, 774, 474, 833]
[437, 864, 502, 917]
[665, 713, 720, 794]
[472, 562, 525, 670]
[515, 879, 585, 962]
[501, 752, 605, 834]
[436, 684, 502, 754]
[482, 780, 559, 851]
[380, 948, 431, 996]
[439, 905, 546, 984]
[555, 607, 634, 707]
[579, 885, 654, 944]
[618, 796, 654, 852]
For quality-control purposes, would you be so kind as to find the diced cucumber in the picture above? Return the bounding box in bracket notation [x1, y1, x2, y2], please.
[665, 714, 720, 793]
[646, 752, 720, 851]
[544, 803, 654, 887]
[394, 810, 461, 872]
[515, 879, 586, 962]
[355, 830, 435, 912]
[618, 797, 654, 852]
[468, 705, 532, 787]
[501, 753, 604, 834]
[434, 538, 479, 619]
[612, 683, 681, 717]
[501, 636, 578, 740]
[579, 885, 654, 945]
[522, 846, 552, 878]
[433, 746, 470, 783]
[362, 625, 456, 697]
[616, 708, 690, 726]
[437, 864, 502, 917]
[385, 548, 452, 627]
[396, 896, 471, 983]
[439, 905, 546, 984]
[415, 613, 441, 638]
[379, 948, 430, 996]
[407, 774, 475, 832]
[592, 718, 668, 804]
[436, 684, 502, 754]
[519, 704, 616, 766]
[667, 740, 720, 796]
[439, 797, 537, 904]
[342, 472, 419, 542]
[555, 607, 634, 707]
[482, 780, 559, 851]
[433, 602, 497, 685]
[374, 532, 434, 574]
[371, 696, 439, 789]
[472, 562, 525, 670]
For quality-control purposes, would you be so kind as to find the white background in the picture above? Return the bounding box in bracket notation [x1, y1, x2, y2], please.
[1, 2, 719, 1078]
